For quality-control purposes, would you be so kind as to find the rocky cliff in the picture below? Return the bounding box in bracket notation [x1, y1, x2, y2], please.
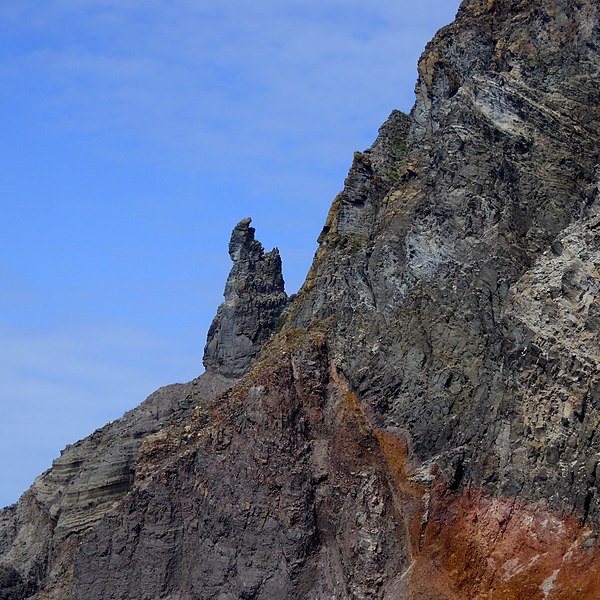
[0, 223, 287, 599]
[1, 0, 599, 598]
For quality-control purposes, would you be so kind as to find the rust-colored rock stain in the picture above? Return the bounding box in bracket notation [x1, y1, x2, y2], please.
[327, 371, 600, 599]
[412, 485, 600, 599]
[371, 426, 600, 599]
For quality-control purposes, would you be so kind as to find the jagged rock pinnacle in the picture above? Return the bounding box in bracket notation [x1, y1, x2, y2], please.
[227, 216, 261, 261]
[203, 218, 288, 378]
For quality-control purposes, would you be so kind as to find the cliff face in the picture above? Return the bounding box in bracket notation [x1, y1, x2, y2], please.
[298, 0, 600, 520]
[2, 0, 600, 598]
[0, 223, 286, 599]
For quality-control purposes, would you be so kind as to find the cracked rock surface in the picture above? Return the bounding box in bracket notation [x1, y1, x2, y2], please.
[203, 217, 288, 379]
[1, 0, 600, 598]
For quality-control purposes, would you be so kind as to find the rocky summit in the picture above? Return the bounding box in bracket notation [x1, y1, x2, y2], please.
[203, 217, 288, 379]
[1, 0, 599, 598]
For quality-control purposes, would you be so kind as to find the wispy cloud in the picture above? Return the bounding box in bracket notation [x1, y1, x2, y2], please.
[1, 1, 458, 173]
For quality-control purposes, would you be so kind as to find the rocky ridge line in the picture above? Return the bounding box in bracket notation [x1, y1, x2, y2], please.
[0, 221, 287, 599]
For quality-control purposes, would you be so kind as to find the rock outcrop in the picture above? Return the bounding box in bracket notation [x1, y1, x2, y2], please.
[296, 0, 600, 524]
[0, 223, 286, 599]
[2, 0, 600, 598]
[203, 217, 288, 378]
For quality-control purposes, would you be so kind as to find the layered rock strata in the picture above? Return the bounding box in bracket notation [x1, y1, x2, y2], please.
[0, 224, 287, 599]
[2, 0, 600, 597]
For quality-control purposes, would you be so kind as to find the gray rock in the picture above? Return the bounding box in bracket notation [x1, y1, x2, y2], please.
[3, 0, 600, 598]
[293, 0, 600, 527]
[0, 220, 287, 598]
[203, 218, 288, 378]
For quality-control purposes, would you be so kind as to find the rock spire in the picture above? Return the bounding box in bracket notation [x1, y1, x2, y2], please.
[203, 218, 288, 378]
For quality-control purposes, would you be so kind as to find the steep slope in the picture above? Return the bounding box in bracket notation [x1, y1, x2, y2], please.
[2, 0, 599, 598]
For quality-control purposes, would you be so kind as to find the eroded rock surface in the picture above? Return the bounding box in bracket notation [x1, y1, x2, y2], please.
[295, 0, 600, 523]
[203, 218, 288, 378]
[0, 223, 285, 598]
[2, 0, 600, 598]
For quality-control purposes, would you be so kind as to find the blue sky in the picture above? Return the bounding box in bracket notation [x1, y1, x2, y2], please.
[0, 1, 460, 507]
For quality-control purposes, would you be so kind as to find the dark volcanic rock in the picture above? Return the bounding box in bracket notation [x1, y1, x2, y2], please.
[0, 564, 31, 600]
[203, 217, 288, 378]
[3, 0, 600, 598]
[319, 110, 410, 242]
[294, 0, 600, 524]
[0, 375, 233, 600]
[70, 341, 414, 600]
[0, 221, 287, 599]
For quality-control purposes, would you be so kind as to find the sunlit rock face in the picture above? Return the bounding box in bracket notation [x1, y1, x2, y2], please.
[1, 0, 600, 598]
[298, 0, 600, 520]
